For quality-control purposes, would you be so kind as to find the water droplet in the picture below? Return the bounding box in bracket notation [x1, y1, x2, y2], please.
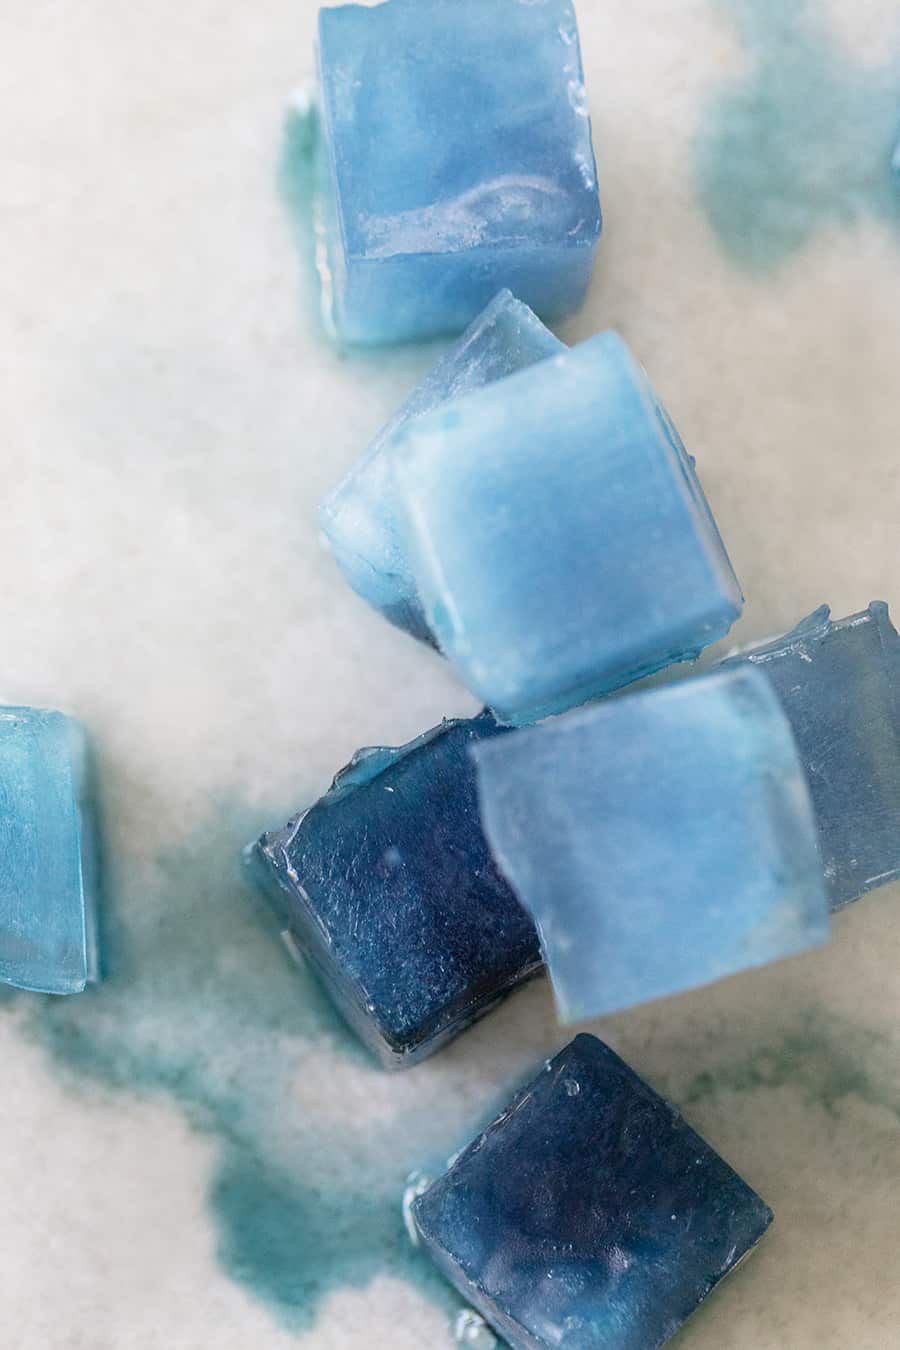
[454, 1310, 497, 1349]
[563, 1078, 580, 1097]
[401, 1172, 433, 1246]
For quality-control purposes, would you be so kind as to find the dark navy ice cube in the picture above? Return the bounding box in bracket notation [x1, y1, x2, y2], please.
[320, 290, 563, 643]
[315, 0, 602, 343]
[413, 1034, 773, 1350]
[247, 711, 540, 1068]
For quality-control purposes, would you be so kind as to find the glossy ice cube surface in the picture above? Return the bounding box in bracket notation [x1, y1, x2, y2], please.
[413, 1033, 773, 1350]
[247, 711, 540, 1068]
[473, 666, 830, 1022]
[0, 707, 100, 995]
[320, 291, 563, 642]
[396, 332, 744, 724]
[315, 0, 602, 344]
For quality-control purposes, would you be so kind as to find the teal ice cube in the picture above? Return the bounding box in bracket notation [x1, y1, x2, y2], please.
[315, 0, 602, 345]
[395, 332, 743, 724]
[0, 707, 100, 995]
[320, 291, 564, 641]
[473, 666, 830, 1023]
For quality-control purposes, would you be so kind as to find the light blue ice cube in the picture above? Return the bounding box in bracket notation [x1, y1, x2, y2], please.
[0, 707, 100, 995]
[472, 666, 830, 1023]
[320, 290, 564, 641]
[395, 332, 744, 724]
[315, 0, 602, 345]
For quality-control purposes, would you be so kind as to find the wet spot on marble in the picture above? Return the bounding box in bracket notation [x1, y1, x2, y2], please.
[696, 0, 900, 270]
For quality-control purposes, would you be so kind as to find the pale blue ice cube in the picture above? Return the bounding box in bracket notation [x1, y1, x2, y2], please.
[315, 0, 602, 345]
[395, 332, 743, 724]
[472, 666, 830, 1022]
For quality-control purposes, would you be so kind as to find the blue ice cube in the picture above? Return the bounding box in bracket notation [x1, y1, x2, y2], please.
[413, 1033, 773, 1350]
[723, 602, 900, 910]
[395, 332, 744, 724]
[320, 291, 564, 643]
[246, 711, 540, 1068]
[473, 666, 830, 1023]
[315, 0, 602, 345]
[0, 707, 100, 995]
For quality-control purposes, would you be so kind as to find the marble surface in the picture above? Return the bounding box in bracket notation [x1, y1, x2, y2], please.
[0, 1, 898, 1347]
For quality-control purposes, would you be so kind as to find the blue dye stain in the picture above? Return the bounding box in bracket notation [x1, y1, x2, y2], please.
[696, 0, 900, 270]
[1, 797, 458, 1334]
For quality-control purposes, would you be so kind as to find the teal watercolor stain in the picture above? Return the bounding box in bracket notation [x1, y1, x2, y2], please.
[696, 0, 900, 270]
[2, 796, 458, 1334]
[210, 1140, 453, 1325]
[682, 1010, 900, 1125]
[280, 91, 321, 331]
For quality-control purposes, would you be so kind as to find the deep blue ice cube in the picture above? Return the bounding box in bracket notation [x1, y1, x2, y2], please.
[247, 711, 540, 1068]
[315, 0, 602, 344]
[320, 291, 564, 643]
[0, 707, 100, 995]
[473, 666, 830, 1023]
[413, 1033, 773, 1350]
[395, 331, 744, 724]
[723, 602, 900, 910]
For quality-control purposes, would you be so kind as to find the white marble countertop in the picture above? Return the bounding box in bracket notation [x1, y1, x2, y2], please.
[1, 1, 898, 1346]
